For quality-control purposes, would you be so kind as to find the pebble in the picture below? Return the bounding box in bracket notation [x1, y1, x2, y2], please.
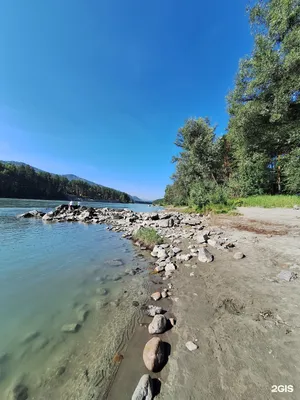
[169, 318, 176, 326]
[146, 305, 164, 317]
[233, 252, 245, 260]
[185, 341, 198, 351]
[277, 270, 297, 281]
[165, 263, 176, 273]
[151, 292, 161, 301]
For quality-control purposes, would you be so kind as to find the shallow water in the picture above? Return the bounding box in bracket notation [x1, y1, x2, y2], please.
[0, 198, 160, 398]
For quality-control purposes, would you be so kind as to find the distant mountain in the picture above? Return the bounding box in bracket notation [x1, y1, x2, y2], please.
[0, 161, 150, 203]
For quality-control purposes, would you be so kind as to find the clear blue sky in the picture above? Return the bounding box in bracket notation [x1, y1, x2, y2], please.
[0, 0, 252, 199]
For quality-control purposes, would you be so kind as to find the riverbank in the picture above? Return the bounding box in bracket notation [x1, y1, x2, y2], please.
[18, 205, 300, 399]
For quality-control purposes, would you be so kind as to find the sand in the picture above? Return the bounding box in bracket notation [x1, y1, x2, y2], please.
[106, 207, 300, 400]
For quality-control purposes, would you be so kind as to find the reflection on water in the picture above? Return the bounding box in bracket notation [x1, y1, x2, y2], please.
[0, 198, 155, 398]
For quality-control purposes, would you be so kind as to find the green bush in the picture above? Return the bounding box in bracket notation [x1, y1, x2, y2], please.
[188, 180, 229, 209]
[133, 227, 163, 248]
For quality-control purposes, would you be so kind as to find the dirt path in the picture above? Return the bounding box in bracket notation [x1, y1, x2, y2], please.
[156, 209, 300, 400]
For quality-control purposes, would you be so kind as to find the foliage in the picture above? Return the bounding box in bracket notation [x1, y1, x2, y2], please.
[163, 0, 299, 209]
[152, 198, 165, 205]
[0, 162, 131, 202]
[237, 194, 300, 208]
[133, 227, 163, 248]
[227, 0, 300, 194]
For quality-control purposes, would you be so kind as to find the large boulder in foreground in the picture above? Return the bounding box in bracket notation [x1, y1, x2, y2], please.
[131, 374, 153, 400]
[143, 337, 165, 372]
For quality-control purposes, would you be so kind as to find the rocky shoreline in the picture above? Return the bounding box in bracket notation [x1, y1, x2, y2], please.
[19, 204, 246, 399]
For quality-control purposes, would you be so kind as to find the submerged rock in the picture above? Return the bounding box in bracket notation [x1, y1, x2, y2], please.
[132, 374, 153, 400]
[8, 383, 28, 400]
[61, 323, 80, 333]
[143, 337, 165, 372]
[277, 270, 298, 281]
[21, 331, 40, 344]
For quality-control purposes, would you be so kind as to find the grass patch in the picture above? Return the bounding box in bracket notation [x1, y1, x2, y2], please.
[133, 227, 163, 249]
[236, 195, 300, 208]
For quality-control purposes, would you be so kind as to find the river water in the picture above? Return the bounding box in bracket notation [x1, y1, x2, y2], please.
[0, 199, 161, 399]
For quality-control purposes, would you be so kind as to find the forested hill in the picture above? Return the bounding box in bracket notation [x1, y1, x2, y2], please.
[0, 161, 131, 203]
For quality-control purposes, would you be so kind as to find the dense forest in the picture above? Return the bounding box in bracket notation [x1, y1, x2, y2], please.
[164, 0, 300, 207]
[0, 162, 131, 203]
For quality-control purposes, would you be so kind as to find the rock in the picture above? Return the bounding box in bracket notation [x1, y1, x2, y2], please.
[160, 244, 170, 249]
[31, 337, 49, 352]
[21, 331, 40, 344]
[233, 252, 245, 260]
[143, 337, 165, 372]
[0, 353, 9, 364]
[151, 292, 161, 301]
[42, 213, 54, 221]
[132, 301, 140, 307]
[176, 253, 192, 262]
[148, 314, 167, 334]
[161, 289, 168, 298]
[146, 305, 164, 317]
[277, 270, 298, 281]
[181, 217, 201, 226]
[76, 309, 89, 323]
[131, 374, 153, 400]
[196, 233, 209, 243]
[172, 247, 182, 254]
[169, 318, 176, 326]
[8, 383, 29, 400]
[185, 341, 198, 351]
[61, 323, 80, 333]
[165, 263, 176, 273]
[18, 210, 45, 219]
[198, 248, 213, 263]
[96, 287, 108, 296]
[156, 249, 167, 260]
[207, 239, 217, 247]
[154, 265, 165, 273]
[293, 205, 300, 210]
[158, 220, 169, 228]
[105, 258, 124, 267]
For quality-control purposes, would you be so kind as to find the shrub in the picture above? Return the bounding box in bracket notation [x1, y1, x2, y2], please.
[133, 227, 163, 248]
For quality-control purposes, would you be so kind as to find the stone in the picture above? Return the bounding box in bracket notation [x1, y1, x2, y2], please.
[176, 253, 192, 262]
[131, 374, 153, 400]
[169, 318, 176, 326]
[161, 289, 168, 298]
[233, 252, 245, 260]
[160, 244, 170, 249]
[76, 309, 89, 323]
[8, 383, 28, 400]
[105, 258, 124, 267]
[148, 314, 167, 334]
[154, 265, 165, 273]
[31, 337, 49, 352]
[0, 353, 9, 364]
[146, 305, 164, 317]
[196, 233, 209, 244]
[198, 248, 213, 263]
[207, 239, 217, 247]
[96, 287, 108, 296]
[21, 331, 40, 344]
[165, 263, 176, 273]
[172, 247, 182, 254]
[156, 249, 167, 260]
[277, 270, 298, 282]
[132, 301, 140, 307]
[151, 292, 161, 301]
[143, 337, 165, 372]
[61, 323, 80, 333]
[186, 341, 198, 351]
[293, 205, 300, 210]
